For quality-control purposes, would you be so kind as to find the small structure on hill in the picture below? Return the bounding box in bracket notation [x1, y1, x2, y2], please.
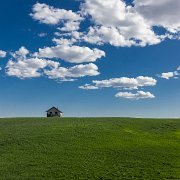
[46, 107, 63, 117]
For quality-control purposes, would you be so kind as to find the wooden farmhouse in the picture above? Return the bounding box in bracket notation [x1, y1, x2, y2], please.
[46, 107, 63, 117]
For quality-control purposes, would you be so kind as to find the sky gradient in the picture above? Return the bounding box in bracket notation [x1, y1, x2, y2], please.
[0, 0, 180, 118]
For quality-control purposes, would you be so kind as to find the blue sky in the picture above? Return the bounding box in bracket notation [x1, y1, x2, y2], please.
[0, 0, 180, 117]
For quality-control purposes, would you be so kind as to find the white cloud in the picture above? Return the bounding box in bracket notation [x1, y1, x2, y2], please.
[80, 0, 161, 47]
[59, 21, 81, 32]
[44, 63, 99, 80]
[31, 3, 82, 25]
[15, 46, 29, 57]
[79, 84, 99, 90]
[115, 91, 155, 100]
[160, 72, 175, 80]
[6, 50, 99, 80]
[52, 38, 76, 46]
[134, 0, 180, 33]
[0, 50, 7, 58]
[79, 76, 157, 90]
[159, 66, 180, 79]
[80, 0, 180, 46]
[79, 76, 157, 100]
[83, 26, 135, 47]
[29, 0, 180, 50]
[81, 0, 126, 27]
[6, 57, 59, 78]
[35, 45, 105, 63]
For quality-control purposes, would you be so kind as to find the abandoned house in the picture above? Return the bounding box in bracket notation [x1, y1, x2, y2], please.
[46, 107, 63, 117]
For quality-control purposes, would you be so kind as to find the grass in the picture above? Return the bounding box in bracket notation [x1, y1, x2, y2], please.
[0, 117, 179, 179]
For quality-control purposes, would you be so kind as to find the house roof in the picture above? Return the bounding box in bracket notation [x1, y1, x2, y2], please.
[46, 107, 63, 113]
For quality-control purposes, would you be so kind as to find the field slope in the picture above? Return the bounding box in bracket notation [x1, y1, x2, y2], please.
[0, 117, 179, 179]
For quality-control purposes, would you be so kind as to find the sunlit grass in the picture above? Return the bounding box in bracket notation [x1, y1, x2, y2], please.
[0, 117, 179, 179]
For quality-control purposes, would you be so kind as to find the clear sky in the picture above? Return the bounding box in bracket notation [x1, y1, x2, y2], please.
[0, 0, 180, 118]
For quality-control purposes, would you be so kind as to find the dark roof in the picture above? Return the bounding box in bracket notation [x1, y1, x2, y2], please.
[46, 107, 63, 113]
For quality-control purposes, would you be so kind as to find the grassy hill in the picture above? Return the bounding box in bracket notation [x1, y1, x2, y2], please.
[0, 117, 179, 179]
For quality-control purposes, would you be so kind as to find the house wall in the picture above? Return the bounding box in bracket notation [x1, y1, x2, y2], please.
[47, 108, 62, 117]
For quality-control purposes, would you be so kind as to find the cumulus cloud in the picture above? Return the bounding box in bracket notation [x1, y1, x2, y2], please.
[134, 0, 180, 33]
[6, 57, 59, 78]
[159, 66, 180, 79]
[6, 47, 100, 80]
[35, 45, 105, 63]
[80, 0, 161, 47]
[30, 0, 180, 48]
[6, 57, 99, 80]
[79, 84, 99, 90]
[59, 21, 81, 32]
[160, 72, 175, 80]
[79, 0, 180, 46]
[52, 38, 76, 46]
[80, 76, 157, 100]
[0, 50, 7, 58]
[83, 26, 134, 47]
[81, 0, 126, 26]
[31, 3, 82, 25]
[15, 46, 29, 57]
[115, 91, 155, 100]
[44, 63, 99, 80]
[79, 76, 157, 90]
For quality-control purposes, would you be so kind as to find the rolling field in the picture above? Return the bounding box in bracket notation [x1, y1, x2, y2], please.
[0, 117, 179, 179]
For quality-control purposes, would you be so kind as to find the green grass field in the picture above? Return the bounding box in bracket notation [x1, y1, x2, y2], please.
[0, 117, 179, 179]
